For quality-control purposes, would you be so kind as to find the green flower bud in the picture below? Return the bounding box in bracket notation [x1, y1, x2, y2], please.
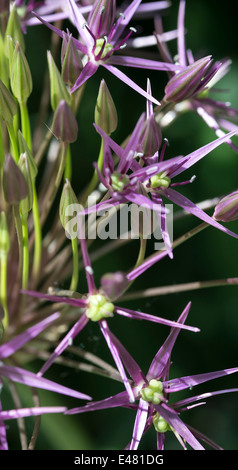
[140, 380, 164, 405]
[52, 100, 78, 143]
[0, 78, 17, 123]
[86, 293, 114, 322]
[60, 178, 78, 230]
[153, 413, 171, 433]
[94, 79, 117, 135]
[47, 50, 70, 111]
[61, 32, 83, 87]
[5, 35, 15, 73]
[0, 32, 9, 86]
[10, 41, 32, 103]
[18, 130, 38, 179]
[18, 152, 33, 215]
[4, 4, 25, 54]
[3, 154, 28, 205]
[0, 211, 10, 255]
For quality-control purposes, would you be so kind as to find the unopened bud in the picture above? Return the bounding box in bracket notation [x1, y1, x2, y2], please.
[47, 50, 70, 111]
[213, 190, 238, 222]
[88, 0, 116, 38]
[138, 115, 162, 158]
[61, 32, 83, 87]
[0, 79, 17, 123]
[52, 100, 78, 143]
[100, 271, 128, 300]
[4, 4, 25, 54]
[94, 79, 117, 135]
[60, 178, 78, 230]
[18, 130, 38, 179]
[3, 154, 28, 205]
[164, 56, 212, 103]
[0, 0, 9, 15]
[10, 41, 32, 103]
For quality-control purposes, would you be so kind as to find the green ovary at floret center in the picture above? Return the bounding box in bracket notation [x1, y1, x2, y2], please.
[140, 379, 164, 405]
[111, 172, 130, 192]
[150, 172, 171, 189]
[86, 293, 114, 322]
[94, 38, 114, 59]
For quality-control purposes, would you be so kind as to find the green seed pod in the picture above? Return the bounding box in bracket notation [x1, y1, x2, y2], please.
[94, 79, 118, 135]
[10, 41, 32, 103]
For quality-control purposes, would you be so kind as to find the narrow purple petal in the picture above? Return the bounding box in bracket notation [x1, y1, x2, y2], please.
[77, 219, 96, 293]
[38, 314, 89, 376]
[70, 61, 98, 93]
[147, 302, 192, 380]
[66, 390, 130, 415]
[129, 399, 149, 450]
[163, 367, 238, 393]
[173, 387, 238, 410]
[170, 131, 237, 178]
[115, 302, 199, 333]
[164, 188, 238, 239]
[111, 0, 143, 43]
[154, 402, 204, 449]
[102, 63, 160, 106]
[0, 364, 91, 400]
[118, 113, 146, 174]
[100, 320, 135, 402]
[22, 289, 86, 308]
[0, 406, 67, 421]
[0, 313, 60, 359]
[107, 55, 183, 72]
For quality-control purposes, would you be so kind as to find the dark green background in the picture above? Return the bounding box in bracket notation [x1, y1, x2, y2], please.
[7, 0, 238, 450]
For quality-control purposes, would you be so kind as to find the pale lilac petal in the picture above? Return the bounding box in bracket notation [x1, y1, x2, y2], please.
[0, 364, 91, 400]
[164, 188, 238, 239]
[118, 113, 146, 174]
[70, 61, 98, 93]
[127, 248, 168, 281]
[38, 314, 89, 376]
[163, 367, 238, 393]
[0, 312, 60, 359]
[0, 396, 8, 450]
[115, 302, 199, 333]
[177, 0, 187, 66]
[100, 320, 135, 402]
[68, 0, 94, 48]
[146, 78, 154, 119]
[147, 302, 192, 380]
[0, 406, 67, 421]
[102, 63, 160, 106]
[94, 124, 123, 158]
[154, 402, 204, 449]
[129, 399, 149, 450]
[170, 131, 237, 178]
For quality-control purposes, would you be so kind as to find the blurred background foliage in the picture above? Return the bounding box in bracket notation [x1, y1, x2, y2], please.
[7, 0, 238, 449]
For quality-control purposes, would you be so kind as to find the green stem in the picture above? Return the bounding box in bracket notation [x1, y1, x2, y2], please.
[32, 183, 42, 283]
[82, 137, 104, 205]
[69, 237, 79, 292]
[21, 213, 29, 290]
[0, 253, 9, 331]
[20, 101, 32, 149]
[12, 204, 23, 284]
[43, 142, 69, 219]
[7, 121, 19, 162]
[64, 145, 72, 181]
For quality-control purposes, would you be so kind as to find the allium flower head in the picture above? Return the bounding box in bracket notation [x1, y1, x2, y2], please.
[33, 0, 183, 104]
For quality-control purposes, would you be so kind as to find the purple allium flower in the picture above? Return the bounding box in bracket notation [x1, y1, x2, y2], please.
[24, 225, 199, 402]
[32, 0, 183, 104]
[154, 0, 238, 151]
[65, 303, 238, 450]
